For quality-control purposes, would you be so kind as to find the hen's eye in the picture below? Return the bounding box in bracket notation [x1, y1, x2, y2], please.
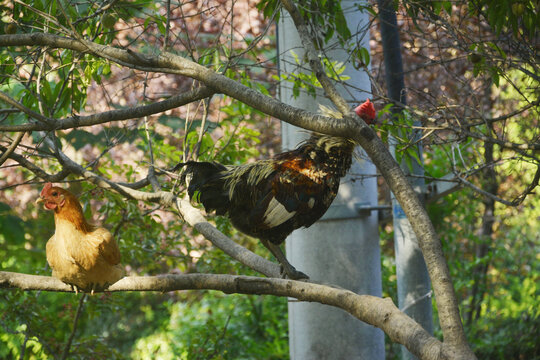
[52, 192, 58, 196]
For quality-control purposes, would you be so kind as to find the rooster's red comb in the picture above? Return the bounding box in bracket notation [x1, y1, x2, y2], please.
[41, 182, 53, 197]
[354, 99, 376, 124]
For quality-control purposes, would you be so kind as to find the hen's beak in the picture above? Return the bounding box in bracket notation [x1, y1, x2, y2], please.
[36, 197, 44, 205]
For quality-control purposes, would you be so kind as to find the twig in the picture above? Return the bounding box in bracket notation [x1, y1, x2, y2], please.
[457, 176, 520, 206]
[0, 91, 55, 125]
[144, 117, 161, 191]
[61, 293, 87, 360]
[401, 290, 433, 312]
[0, 144, 71, 184]
[0, 131, 25, 167]
[512, 164, 540, 205]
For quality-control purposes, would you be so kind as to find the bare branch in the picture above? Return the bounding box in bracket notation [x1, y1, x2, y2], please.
[0, 144, 71, 184]
[175, 197, 281, 278]
[467, 99, 540, 127]
[0, 132, 25, 167]
[0, 86, 215, 132]
[0, 91, 56, 126]
[457, 176, 517, 206]
[460, 128, 540, 152]
[0, 271, 446, 360]
[458, 163, 539, 206]
[61, 294, 86, 360]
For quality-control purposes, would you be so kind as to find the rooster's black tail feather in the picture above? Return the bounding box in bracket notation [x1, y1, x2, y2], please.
[182, 161, 231, 215]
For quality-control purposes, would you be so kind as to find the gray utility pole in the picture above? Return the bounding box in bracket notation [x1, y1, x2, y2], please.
[378, 0, 434, 358]
[278, 2, 385, 359]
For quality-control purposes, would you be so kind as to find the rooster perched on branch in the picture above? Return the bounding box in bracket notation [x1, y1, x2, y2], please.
[36, 183, 124, 293]
[180, 99, 376, 280]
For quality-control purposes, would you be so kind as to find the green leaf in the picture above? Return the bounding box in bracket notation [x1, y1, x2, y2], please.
[359, 47, 370, 67]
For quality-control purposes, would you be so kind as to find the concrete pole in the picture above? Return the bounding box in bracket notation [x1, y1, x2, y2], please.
[278, 3, 385, 359]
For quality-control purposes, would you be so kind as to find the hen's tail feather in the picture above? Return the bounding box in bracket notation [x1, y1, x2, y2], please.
[181, 161, 231, 215]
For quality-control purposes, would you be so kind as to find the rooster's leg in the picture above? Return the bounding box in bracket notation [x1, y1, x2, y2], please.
[261, 239, 309, 280]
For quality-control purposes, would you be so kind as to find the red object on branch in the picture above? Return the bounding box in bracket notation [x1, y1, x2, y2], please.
[354, 98, 376, 125]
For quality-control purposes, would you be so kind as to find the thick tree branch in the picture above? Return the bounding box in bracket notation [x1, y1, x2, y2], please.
[0, 33, 357, 137]
[353, 111, 472, 354]
[0, 271, 448, 360]
[175, 197, 281, 278]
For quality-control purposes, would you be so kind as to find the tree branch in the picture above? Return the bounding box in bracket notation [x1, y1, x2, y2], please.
[175, 197, 281, 278]
[0, 131, 25, 167]
[0, 33, 356, 137]
[0, 86, 214, 132]
[0, 271, 447, 360]
[279, 1, 473, 357]
[0, 91, 56, 126]
[0, 144, 71, 184]
[61, 294, 86, 360]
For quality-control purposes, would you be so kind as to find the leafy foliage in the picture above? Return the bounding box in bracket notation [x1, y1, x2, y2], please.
[273, 51, 351, 97]
[131, 294, 288, 360]
[0, 0, 539, 358]
[0, 0, 286, 357]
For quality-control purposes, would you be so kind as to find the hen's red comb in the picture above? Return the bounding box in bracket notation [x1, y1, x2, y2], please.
[41, 182, 53, 197]
[354, 99, 376, 124]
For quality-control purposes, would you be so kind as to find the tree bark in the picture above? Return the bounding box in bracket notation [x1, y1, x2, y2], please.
[0, 271, 450, 360]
